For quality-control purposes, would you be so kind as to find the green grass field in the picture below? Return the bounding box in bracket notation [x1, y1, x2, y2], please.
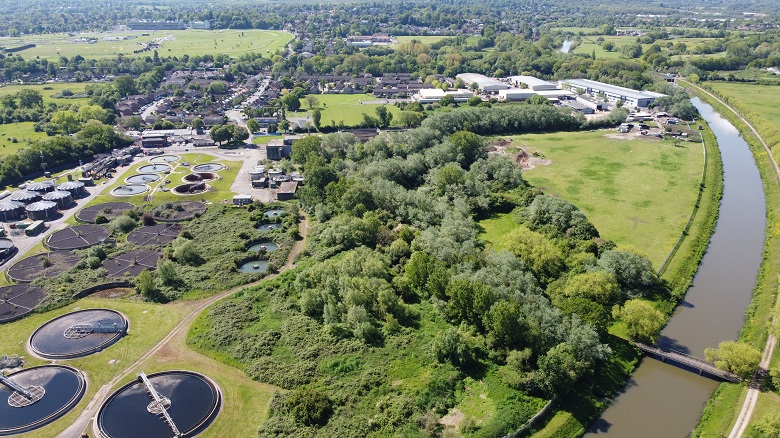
[0, 122, 47, 151]
[296, 93, 401, 127]
[252, 134, 283, 145]
[0, 29, 292, 60]
[485, 130, 705, 267]
[0, 83, 92, 106]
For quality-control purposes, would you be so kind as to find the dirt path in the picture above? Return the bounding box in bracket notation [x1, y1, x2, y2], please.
[684, 81, 780, 438]
[57, 214, 309, 438]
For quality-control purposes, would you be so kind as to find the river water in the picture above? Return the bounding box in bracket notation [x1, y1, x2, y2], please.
[560, 40, 573, 53]
[585, 97, 766, 437]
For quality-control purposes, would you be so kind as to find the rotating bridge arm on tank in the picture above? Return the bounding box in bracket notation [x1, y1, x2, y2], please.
[0, 373, 33, 400]
[138, 371, 181, 437]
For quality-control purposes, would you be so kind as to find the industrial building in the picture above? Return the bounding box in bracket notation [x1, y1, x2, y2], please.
[563, 101, 595, 114]
[455, 74, 509, 93]
[413, 88, 473, 104]
[506, 76, 559, 91]
[266, 135, 305, 161]
[559, 79, 665, 108]
[277, 182, 298, 201]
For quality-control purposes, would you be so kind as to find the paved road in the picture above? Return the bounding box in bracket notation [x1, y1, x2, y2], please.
[683, 81, 780, 438]
[59, 216, 309, 438]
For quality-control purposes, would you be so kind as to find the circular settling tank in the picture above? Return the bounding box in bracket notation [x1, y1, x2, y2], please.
[248, 241, 278, 253]
[97, 371, 221, 438]
[150, 155, 180, 163]
[238, 260, 268, 273]
[29, 309, 128, 359]
[192, 163, 224, 172]
[172, 183, 209, 195]
[256, 223, 282, 231]
[0, 285, 46, 323]
[263, 209, 286, 219]
[110, 184, 149, 196]
[138, 164, 171, 173]
[182, 172, 218, 183]
[46, 225, 110, 251]
[76, 202, 135, 223]
[126, 174, 161, 184]
[0, 365, 86, 436]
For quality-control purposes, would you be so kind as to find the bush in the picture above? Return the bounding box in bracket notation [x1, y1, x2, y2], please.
[109, 215, 138, 234]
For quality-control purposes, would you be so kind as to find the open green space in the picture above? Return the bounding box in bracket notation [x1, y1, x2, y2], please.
[0, 122, 47, 152]
[0, 83, 91, 106]
[502, 130, 704, 267]
[0, 29, 292, 60]
[704, 82, 780, 154]
[296, 93, 401, 127]
[252, 134, 284, 145]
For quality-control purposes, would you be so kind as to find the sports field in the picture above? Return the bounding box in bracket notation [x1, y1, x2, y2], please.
[0, 29, 292, 60]
[481, 130, 705, 266]
[297, 93, 401, 127]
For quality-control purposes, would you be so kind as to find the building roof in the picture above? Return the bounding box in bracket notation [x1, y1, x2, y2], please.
[560, 79, 665, 100]
[507, 76, 558, 91]
[279, 182, 298, 194]
[456, 73, 509, 90]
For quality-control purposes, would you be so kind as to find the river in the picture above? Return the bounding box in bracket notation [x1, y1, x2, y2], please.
[560, 40, 573, 53]
[585, 97, 767, 437]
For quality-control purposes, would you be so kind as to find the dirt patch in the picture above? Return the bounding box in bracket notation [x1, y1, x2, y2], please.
[439, 408, 464, 427]
[489, 139, 552, 170]
[90, 287, 136, 299]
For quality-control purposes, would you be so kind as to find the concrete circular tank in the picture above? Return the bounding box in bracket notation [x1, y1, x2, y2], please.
[56, 181, 87, 198]
[0, 201, 25, 221]
[9, 190, 41, 205]
[238, 260, 268, 273]
[0, 365, 86, 436]
[172, 183, 209, 195]
[41, 191, 73, 209]
[192, 163, 224, 172]
[182, 172, 218, 183]
[137, 164, 171, 173]
[248, 241, 278, 253]
[150, 155, 180, 163]
[25, 181, 54, 194]
[256, 223, 283, 231]
[110, 184, 149, 197]
[97, 370, 221, 438]
[29, 309, 128, 359]
[125, 174, 161, 184]
[0, 238, 15, 259]
[25, 201, 58, 221]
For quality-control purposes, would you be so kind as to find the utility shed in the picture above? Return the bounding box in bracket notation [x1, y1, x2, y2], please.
[233, 194, 253, 205]
[276, 182, 298, 201]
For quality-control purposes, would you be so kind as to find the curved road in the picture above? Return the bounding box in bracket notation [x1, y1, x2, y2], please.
[683, 80, 780, 438]
[56, 216, 309, 438]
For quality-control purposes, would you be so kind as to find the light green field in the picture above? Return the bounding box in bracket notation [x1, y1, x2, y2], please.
[297, 93, 401, 127]
[0, 29, 292, 60]
[706, 82, 780, 153]
[0, 83, 91, 106]
[394, 35, 452, 45]
[499, 130, 705, 267]
[0, 122, 47, 150]
[252, 134, 283, 145]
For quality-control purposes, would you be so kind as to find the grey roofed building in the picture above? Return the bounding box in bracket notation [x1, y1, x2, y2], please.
[559, 78, 665, 108]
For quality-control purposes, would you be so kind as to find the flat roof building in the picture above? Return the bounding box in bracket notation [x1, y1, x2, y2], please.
[559, 79, 665, 108]
[456, 73, 509, 92]
[507, 76, 558, 91]
[413, 88, 474, 104]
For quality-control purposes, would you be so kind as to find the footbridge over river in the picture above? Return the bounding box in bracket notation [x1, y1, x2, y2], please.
[633, 342, 742, 383]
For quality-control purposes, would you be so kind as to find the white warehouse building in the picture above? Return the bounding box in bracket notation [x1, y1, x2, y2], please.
[413, 88, 474, 104]
[507, 76, 559, 91]
[456, 73, 509, 92]
[558, 79, 665, 107]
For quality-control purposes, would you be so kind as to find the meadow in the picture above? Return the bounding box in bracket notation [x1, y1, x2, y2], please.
[480, 130, 705, 267]
[0, 122, 48, 151]
[0, 29, 292, 60]
[705, 82, 780, 155]
[296, 93, 401, 127]
[0, 83, 92, 106]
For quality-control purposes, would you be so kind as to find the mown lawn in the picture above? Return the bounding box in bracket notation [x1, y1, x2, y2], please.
[0, 29, 292, 60]
[295, 93, 401, 127]
[252, 134, 284, 145]
[501, 130, 705, 267]
[0, 297, 185, 437]
[90, 152, 242, 205]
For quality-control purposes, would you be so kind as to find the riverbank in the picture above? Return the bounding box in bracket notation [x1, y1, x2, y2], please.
[683, 80, 780, 438]
[529, 110, 725, 437]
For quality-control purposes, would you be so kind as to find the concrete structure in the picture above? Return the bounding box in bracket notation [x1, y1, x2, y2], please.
[576, 96, 607, 111]
[26, 201, 58, 221]
[507, 76, 558, 91]
[233, 194, 253, 205]
[413, 88, 473, 104]
[498, 89, 536, 101]
[41, 191, 73, 209]
[456, 73, 509, 93]
[277, 182, 298, 201]
[559, 79, 665, 107]
[57, 181, 87, 198]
